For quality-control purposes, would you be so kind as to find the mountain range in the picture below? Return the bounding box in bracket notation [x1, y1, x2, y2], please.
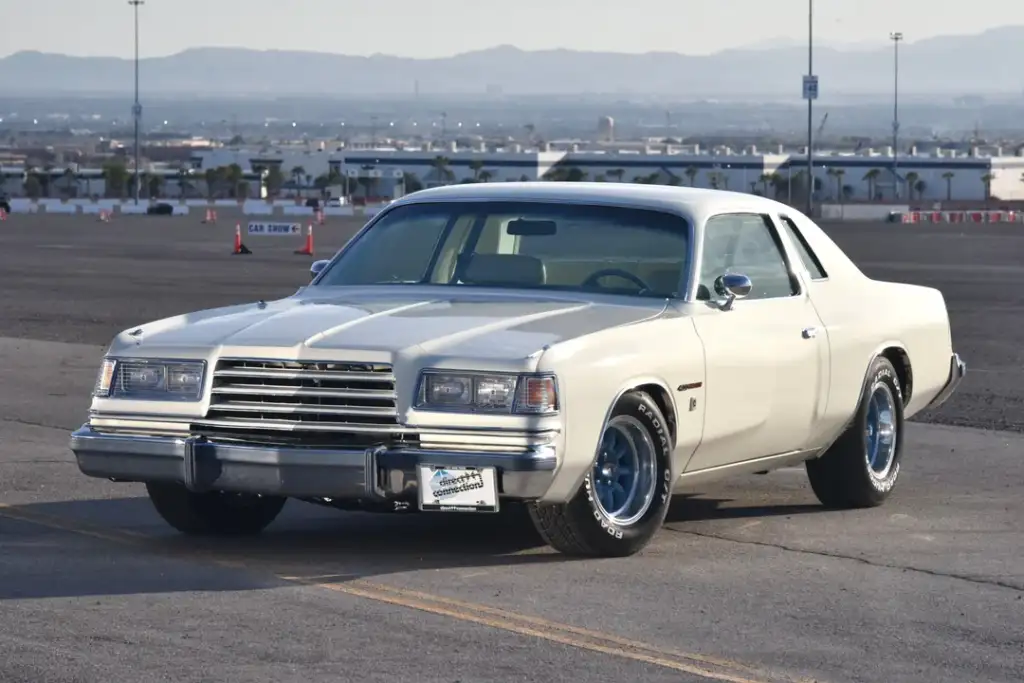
[1, 27, 1022, 97]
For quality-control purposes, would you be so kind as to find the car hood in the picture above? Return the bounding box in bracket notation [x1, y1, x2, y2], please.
[109, 287, 668, 363]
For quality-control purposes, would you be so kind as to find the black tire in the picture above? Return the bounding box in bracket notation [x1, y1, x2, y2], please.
[145, 482, 287, 535]
[527, 391, 673, 557]
[806, 355, 906, 508]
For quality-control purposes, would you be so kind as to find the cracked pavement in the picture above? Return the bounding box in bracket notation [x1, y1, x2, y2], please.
[0, 214, 1021, 683]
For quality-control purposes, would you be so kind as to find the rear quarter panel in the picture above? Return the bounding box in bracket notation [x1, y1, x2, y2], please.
[780, 211, 955, 442]
[807, 274, 953, 441]
[534, 314, 707, 503]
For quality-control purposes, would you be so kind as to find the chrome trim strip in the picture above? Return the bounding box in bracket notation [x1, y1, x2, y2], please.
[926, 352, 966, 410]
[211, 385, 397, 400]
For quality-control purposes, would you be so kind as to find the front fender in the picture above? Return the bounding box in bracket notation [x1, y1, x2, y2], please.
[535, 317, 706, 503]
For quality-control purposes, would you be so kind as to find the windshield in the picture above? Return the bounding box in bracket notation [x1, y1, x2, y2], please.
[315, 200, 691, 298]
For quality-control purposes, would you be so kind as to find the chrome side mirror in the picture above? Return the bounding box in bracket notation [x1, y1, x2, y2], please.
[713, 272, 752, 311]
[310, 259, 330, 281]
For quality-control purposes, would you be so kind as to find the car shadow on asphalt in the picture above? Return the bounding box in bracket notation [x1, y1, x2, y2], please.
[0, 492, 827, 601]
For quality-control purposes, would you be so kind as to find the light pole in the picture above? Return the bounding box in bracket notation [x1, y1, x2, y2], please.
[129, 0, 144, 204]
[890, 32, 903, 200]
[803, 0, 816, 216]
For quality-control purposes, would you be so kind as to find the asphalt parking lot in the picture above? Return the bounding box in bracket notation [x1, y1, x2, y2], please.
[0, 212, 1021, 683]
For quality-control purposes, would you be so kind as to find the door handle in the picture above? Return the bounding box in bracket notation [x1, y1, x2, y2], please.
[802, 327, 818, 339]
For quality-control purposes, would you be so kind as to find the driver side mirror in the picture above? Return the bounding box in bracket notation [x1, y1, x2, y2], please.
[713, 272, 752, 311]
[310, 259, 330, 281]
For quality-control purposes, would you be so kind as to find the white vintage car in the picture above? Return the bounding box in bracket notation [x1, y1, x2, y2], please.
[71, 183, 965, 557]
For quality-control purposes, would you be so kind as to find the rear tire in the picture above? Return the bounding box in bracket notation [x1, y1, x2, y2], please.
[806, 356, 905, 508]
[145, 482, 287, 535]
[528, 391, 673, 557]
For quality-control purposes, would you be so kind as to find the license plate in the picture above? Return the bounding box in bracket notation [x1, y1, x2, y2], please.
[417, 465, 499, 513]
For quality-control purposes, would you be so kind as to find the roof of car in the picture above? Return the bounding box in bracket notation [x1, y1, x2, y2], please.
[390, 181, 799, 222]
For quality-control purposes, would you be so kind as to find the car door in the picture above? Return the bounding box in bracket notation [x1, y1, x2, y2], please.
[685, 212, 830, 473]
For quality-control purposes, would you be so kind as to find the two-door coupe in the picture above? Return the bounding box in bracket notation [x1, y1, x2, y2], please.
[70, 182, 965, 557]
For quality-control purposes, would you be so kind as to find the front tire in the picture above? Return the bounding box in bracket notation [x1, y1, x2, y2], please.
[145, 482, 287, 535]
[806, 355, 905, 508]
[528, 391, 673, 557]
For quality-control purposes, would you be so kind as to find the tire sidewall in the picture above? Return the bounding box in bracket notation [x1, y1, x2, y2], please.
[573, 392, 673, 552]
[857, 358, 905, 497]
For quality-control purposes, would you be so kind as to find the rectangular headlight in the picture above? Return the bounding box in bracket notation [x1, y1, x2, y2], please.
[93, 357, 206, 401]
[415, 371, 558, 415]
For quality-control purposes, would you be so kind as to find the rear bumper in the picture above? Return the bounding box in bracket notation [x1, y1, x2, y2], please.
[69, 425, 558, 502]
[926, 352, 966, 409]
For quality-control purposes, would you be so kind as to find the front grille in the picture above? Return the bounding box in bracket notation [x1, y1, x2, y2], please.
[194, 358, 407, 446]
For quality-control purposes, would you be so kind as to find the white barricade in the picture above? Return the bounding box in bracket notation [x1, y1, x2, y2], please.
[282, 205, 315, 216]
[8, 199, 38, 213]
[243, 202, 274, 215]
[118, 203, 150, 214]
[44, 202, 79, 214]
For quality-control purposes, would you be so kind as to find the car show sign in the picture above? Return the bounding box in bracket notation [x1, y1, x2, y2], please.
[247, 222, 301, 235]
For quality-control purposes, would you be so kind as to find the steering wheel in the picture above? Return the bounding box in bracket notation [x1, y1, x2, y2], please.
[581, 268, 653, 292]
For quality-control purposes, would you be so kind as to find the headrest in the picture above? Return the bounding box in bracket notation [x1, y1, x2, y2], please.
[461, 253, 546, 287]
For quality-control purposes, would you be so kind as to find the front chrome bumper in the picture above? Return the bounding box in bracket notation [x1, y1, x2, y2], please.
[69, 425, 558, 503]
[926, 352, 966, 409]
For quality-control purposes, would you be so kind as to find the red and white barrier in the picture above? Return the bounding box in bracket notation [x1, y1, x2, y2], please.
[891, 210, 1024, 224]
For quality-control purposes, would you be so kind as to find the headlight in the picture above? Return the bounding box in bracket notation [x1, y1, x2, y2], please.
[93, 357, 206, 401]
[415, 370, 558, 415]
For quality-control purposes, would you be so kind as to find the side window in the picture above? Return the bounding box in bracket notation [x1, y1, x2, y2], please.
[699, 213, 797, 300]
[778, 215, 828, 280]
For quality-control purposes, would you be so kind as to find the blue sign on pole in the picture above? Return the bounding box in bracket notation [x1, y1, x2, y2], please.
[802, 75, 819, 100]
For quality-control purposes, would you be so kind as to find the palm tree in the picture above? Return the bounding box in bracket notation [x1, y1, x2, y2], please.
[62, 167, 77, 198]
[564, 167, 588, 182]
[863, 168, 881, 200]
[684, 166, 698, 186]
[431, 156, 454, 185]
[981, 172, 995, 203]
[478, 170, 494, 183]
[469, 159, 485, 181]
[904, 172, 920, 201]
[758, 173, 772, 195]
[204, 168, 219, 199]
[833, 169, 846, 200]
[606, 168, 625, 183]
[290, 166, 305, 196]
[914, 179, 926, 201]
[942, 171, 955, 201]
[226, 163, 244, 199]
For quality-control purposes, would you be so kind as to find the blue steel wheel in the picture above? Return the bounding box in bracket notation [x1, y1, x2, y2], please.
[864, 383, 897, 480]
[527, 390, 673, 557]
[806, 355, 905, 509]
[591, 414, 658, 527]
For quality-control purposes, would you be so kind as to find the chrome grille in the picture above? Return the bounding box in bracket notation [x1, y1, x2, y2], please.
[197, 359, 401, 439]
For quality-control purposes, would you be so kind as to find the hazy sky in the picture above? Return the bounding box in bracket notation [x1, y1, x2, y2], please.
[1, 0, 1021, 58]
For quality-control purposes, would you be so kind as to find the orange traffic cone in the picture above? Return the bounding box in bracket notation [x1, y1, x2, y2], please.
[232, 223, 252, 255]
[203, 208, 217, 224]
[0, 208, 6, 221]
[294, 223, 314, 256]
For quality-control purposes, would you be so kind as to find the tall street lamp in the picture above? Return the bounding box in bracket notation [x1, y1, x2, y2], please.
[890, 31, 903, 200]
[803, 0, 817, 216]
[129, 0, 144, 204]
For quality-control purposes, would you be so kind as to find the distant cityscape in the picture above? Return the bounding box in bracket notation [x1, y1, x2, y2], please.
[4, 26, 1024, 211]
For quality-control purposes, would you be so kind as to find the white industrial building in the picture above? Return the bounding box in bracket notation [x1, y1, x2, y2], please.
[187, 144, 1024, 203]
[3, 144, 1022, 204]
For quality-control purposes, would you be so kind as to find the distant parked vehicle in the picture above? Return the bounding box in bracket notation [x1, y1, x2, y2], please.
[146, 203, 174, 216]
